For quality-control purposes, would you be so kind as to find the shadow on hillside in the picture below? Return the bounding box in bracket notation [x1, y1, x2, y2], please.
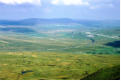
[105, 41, 120, 48]
[82, 65, 120, 80]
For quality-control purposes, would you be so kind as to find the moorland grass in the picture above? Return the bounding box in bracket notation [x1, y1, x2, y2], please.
[0, 52, 119, 80]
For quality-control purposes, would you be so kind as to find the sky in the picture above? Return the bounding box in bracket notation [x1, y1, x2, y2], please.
[0, 0, 120, 20]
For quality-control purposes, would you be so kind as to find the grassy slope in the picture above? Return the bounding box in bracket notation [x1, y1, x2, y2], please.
[0, 52, 119, 80]
[83, 65, 120, 80]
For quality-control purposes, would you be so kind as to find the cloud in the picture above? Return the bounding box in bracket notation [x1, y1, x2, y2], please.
[0, 0, 41, 5]
[51, 0, 59, 5]
[89, 3, 115, 10]
[51, 0, 90, 6]
[0, 0, 118, 8]
[85, 0, 117, 10]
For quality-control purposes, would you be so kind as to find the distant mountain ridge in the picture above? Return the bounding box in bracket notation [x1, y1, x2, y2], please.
[0, 18, 76, 26]
[0, 18, 120, 26]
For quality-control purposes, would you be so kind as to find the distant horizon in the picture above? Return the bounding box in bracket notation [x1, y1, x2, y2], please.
[0, 17, 120, 21]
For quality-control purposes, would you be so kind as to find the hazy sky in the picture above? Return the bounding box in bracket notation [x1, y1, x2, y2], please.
[0, 0, 120, 20]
